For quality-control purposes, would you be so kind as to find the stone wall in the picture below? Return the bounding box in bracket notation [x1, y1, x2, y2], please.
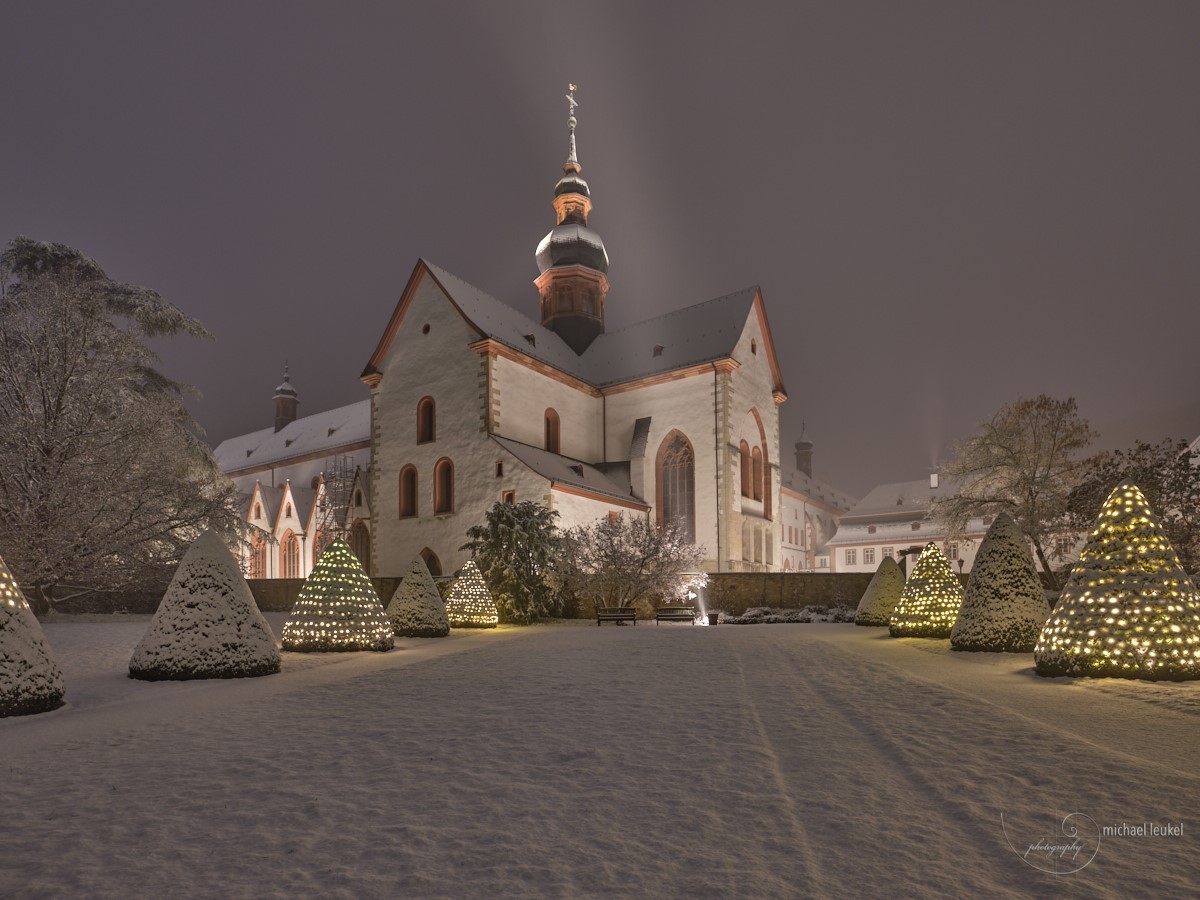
[248, 578, 403, 613]
[703, 572, 877, 617]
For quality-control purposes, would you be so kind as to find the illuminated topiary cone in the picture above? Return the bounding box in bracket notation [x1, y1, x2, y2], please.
[445, 560, 498, 628]
[951, 513, 1050, 653]
[855, 556, 905, 626]
[1035, 481, 1200, 680]
[0, 553, 65, 716]
[889, 542, 965, 638]
[386, 556, 449, 637]
[281, 538, 393, 652]
[130, 530, 281, 680]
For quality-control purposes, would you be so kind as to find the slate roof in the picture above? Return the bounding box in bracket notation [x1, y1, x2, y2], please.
[839, 479, 949, 522]
[491, 436, 645, 508]
[423, 261, 761, 389]
[214, 400, 370, 474]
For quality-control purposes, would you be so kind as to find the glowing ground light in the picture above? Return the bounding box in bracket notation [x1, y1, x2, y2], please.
[445, 560, 499, 628]
[281, 538, 393, 652]
[1034, 481, 1200, 681]
[889, 542, 965, 638]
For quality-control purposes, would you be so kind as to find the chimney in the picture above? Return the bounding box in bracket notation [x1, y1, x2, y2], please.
[273, 365, 299, 432]
[794, 440, 814, 478]
[930, 472, 939, 490]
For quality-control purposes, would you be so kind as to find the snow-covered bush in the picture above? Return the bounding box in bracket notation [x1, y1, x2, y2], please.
[281, 539, 393, 652]
[951, 513, 1049, 653]
[723, 605, 856, 625]
[386, 557, 450, 637]
[445, 560, 499, 628]
[854, 556, 905, 626]
[0, 553, 65, 716]
[129, 531, 281, 680]
[1035, 481, 1200, 680]
[889, 542, 965, 638]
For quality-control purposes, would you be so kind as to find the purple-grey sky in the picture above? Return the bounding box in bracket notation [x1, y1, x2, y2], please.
[3, 1, 1198, 497]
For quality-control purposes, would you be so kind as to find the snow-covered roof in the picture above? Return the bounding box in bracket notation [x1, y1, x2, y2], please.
[781, 469, 857, 513]
[491, 436, 645, 508]
[839, 479, 956, 522]
[421, 261, 763, 389]
[214, 400, 370, 474]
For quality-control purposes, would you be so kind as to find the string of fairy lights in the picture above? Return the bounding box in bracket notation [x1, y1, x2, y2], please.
[445, 560, 499, 628]
[889, 542, 965, 638]
[281, 539, 394, 652]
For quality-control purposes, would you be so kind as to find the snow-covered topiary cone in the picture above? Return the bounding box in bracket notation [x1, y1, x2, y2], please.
[386, 556, 450, 637]
[129, 530, 281, 680]
[855, 556, 905, 626]
[889, 542, 965, 638]
[951, 513, 1050, 652]
[0, 553, 65, 716]
[1035, 481, 1200, 680]
[445, 560, 498, 628]
[281, 538, 393, 651]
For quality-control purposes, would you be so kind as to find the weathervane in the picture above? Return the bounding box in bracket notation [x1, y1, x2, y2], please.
[565, 83, 579, 166]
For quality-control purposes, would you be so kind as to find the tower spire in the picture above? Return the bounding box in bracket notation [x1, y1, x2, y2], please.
[535, 84, 610, 355]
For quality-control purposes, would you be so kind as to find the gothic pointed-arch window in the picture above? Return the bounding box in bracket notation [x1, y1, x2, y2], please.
[250, 531, 268, 579]
[280, 531, 300, 579]
[399, 465, 418, 518]
[420, 547, 442, 576]
[739, 440, 752, 497]
[350, 519, 371, 572]
[656, 430, 696, 543]
[751, 446, 763, 501]
[544, 409, 561, 454]
[434, 458, 454, 514]
[417, 396, 435, 444]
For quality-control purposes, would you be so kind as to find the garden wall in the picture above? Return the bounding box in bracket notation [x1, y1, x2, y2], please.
[703, 573, 877, 617]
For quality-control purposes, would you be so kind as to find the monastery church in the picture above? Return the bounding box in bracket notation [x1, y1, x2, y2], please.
[216, 92, 850, 580]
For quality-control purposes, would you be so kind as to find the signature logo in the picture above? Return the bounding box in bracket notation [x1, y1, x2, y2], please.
[1001, 811, 1101, 874]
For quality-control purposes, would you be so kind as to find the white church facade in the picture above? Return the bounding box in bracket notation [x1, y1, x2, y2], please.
[215, 90, 856, 579]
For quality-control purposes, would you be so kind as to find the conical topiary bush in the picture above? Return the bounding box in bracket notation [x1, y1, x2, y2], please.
[951, 513, 1050, 653]
[281, 538, 394, 651]
[889, 542, 965, 638]
[0, 553, 65, 716]
[445, 560, 498, 628]
[130, 530, 281, 680]
[1035, 481, 1200, 680]
[855, 556, 905, 626]
[386, 556, 450, 637]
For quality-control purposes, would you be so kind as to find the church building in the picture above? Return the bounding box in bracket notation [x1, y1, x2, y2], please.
[217, 89, 805, 578]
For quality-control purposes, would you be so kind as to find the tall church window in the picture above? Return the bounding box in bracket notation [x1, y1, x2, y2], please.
[739, 441, 751, 497]
[399, 465, 418, 518]
[417, 396, 435, 443]
[751, 446, 763, 501]
[544, 409, 561, 454]
[434, 458, 454, 514]
[350, 520, 371, 572]
[656, 430, 696, 543]
[280, 531, 300, 579]
[250, 531, 268, 579]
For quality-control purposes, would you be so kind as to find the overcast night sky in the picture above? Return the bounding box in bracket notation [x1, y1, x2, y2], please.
[2, 1, 1198, 498]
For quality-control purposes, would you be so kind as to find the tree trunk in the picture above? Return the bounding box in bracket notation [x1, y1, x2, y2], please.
[29, 583, 52, 617]
[1032, 540, 1060, 591]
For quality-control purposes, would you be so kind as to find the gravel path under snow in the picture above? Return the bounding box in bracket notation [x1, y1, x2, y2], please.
[3, 617, 1198, 898]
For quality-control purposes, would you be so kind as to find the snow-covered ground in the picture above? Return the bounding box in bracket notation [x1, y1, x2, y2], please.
[3, 616, 1198, 898]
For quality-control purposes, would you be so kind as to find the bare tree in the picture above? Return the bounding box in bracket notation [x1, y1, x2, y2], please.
[554, 514, 707, 616]
[0, 237, 239, 612]
[933, 395, 1095, 588]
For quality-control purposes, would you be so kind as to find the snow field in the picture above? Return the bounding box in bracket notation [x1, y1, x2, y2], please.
[2, 616, 1198, 898]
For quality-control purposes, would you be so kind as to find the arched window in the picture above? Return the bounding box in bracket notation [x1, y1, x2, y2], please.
[750, 338, 757, 355]
[434, 458, 454, 514]
[253, 503, 262, 520]
[751, 446, 763, 501]
[417, 396, 435, 444]
[544, 408, 560, 454]
[656, 430, 696, 543]
[280, 531, 300, 579]
[284, 503, 292, 519]
[350, 519, 371, 572]
[739, 440, 751, 497]
[354, 490, 363, 507]
[420, 547, 442, 576]
[399, 465, 418, 518]
[250, 531, 268, 579]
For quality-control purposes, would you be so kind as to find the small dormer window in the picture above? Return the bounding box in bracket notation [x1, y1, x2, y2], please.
[911, 522, 920, 531]
[285, 438, 294, 447]
[422, 324, 431, 334]
[525, 334, 536, 347]
[751, 339, 757, 355]
[569, 463, 584, 477]
[653, 344, 664, 357]
[328, 427, 337, 437]
[868, 526, 876, 534]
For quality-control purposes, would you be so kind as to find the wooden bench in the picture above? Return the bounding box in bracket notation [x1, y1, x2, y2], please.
[655, 606, 697, 625]
[595, 606, 637, 626]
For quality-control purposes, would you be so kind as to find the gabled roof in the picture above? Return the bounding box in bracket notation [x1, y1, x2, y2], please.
[839, 478, 959, 523]
[288, 484, 317, 531]
[253, 483, 286, 527]
[492, 436, 648, 510]
[362, 259, 786, 395]
[781, 470, 858, 514]
[214, 400, 371, 475]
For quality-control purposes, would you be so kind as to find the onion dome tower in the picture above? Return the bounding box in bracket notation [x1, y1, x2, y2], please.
[535, 84, 610, 355]
[273, 363, 298, 432]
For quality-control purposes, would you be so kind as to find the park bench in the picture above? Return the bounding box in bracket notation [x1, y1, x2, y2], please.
[595, 606, 637, 626]
[655, 605, 697, 625]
